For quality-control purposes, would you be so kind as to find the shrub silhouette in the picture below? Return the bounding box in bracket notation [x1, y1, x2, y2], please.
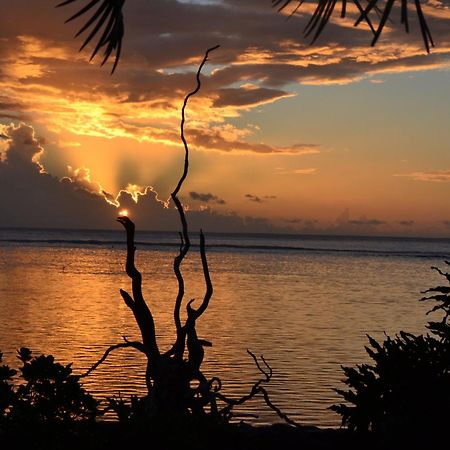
[0, 352, 17, 420]
[332, 261, 450, 439]
[0, 348, 98, 424]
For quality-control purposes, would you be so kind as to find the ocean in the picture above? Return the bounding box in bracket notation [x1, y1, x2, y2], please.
[1, 228, 449, 427]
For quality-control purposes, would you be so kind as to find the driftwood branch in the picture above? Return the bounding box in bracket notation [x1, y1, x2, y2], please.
[78, 339, 147, 379]
[116, 216, 159, 359]
[170, 45, 220, 353]
[188, 229, 213, 320]
[216, 350, 302, 427]
[80, 46, 299, 425]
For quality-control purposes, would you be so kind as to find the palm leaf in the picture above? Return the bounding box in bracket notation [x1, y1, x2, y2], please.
[57, 0, 125, 73]
[274, 0, 433, 51]
[273, 0, 376, 37]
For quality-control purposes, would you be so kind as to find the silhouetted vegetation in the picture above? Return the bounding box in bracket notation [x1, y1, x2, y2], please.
[332, 261, 450, 443]
[1, 6, 446, 447]
[0, 347, 97, 425]
[274, 0, 434, 51]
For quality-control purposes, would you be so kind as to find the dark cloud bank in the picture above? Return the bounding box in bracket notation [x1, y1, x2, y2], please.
[0, 124, 444, 237]
[0, 123, 283, 233]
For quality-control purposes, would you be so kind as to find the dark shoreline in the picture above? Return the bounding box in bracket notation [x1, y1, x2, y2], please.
[0, 422, 350, 450]
[0, 421, 434, 450]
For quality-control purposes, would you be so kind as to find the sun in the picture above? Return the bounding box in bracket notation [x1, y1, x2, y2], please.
[118, 209, 129, 217]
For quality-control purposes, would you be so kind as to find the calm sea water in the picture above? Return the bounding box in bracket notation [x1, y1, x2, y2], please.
[0, 228, 449, 427]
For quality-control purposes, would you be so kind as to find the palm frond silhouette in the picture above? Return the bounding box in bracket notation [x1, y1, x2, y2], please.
[58, 0, 434, 73]
[273, 0, 433, 51]
[57, 0, 124, 73]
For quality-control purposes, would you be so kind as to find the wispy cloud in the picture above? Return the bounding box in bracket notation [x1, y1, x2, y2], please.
[276, 167, 317, 175]
[348, 219, 385, 226]
[189, 191, 226, 204]
[245, 194, 263, 203]
[396, 170, 450, 182]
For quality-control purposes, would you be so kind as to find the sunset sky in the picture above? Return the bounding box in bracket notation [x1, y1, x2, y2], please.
[0, 0, 449, 236]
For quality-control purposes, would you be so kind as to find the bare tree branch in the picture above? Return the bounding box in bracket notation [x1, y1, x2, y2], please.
[119, 288, 134, 309]
[193, 229, 213, 319]
[259, 386, 301, 428]
[171, 45, 219, 350]
[117, 216, 159, 359]
[76, 45, 299, 425]
[216, 350, 302, 427]
[78, 339, 147, 379]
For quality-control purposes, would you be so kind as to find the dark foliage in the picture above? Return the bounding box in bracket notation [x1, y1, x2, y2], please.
[332, 261, 450, 440]
[274, 0, 434, 52]
[0, 348, 98, 425]
[0, 352, 17, 419]
[57, 0, 124, 73]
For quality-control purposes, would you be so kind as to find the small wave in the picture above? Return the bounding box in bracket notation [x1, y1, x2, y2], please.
[0, 238, 449, 259]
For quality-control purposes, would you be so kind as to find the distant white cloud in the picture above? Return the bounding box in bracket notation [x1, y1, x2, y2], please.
[395, 170, 450, 182]
[276, 167, 317, 175]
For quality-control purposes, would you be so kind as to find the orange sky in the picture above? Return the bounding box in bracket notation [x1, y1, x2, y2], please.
[0, 0, 449, 236]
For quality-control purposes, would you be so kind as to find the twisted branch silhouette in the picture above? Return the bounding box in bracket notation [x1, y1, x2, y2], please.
[74, 44, 300, 426]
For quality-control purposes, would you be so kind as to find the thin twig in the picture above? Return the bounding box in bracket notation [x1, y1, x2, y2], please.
[216, 351, 302, 427]
[78, 340, 147, 379]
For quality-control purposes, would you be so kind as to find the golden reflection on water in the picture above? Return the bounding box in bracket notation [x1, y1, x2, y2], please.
[0, 244, 439, 426]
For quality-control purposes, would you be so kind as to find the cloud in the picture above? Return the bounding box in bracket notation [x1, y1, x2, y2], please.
[245, 194, 263, 203]
[244, 193, 276, 203]
[187, 126, 320, 154]
[0, 122, 288, 233]
[276, 167, 317, 175]
[63, 166, 109, 198]
[331, 209, 388, 233]
[0, 123, 116, 229]
[212, 86, 293, 108]
[348, 219, 386, 226]
[4, 127, 444, 238]
[396, 170, 450, 182]
[3, 0, 449, 160]
[0, 98, 32, 121]
[0, 122, 44, 172]
[1, 1, 449, 237]
[189, 191, 226, 204]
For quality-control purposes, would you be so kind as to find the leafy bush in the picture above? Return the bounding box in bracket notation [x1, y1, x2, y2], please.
[332, 262, 450, 438]
[0, 352, 17, 420]
[105, 394, 151, 424]
[0, 348, 98, 424]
